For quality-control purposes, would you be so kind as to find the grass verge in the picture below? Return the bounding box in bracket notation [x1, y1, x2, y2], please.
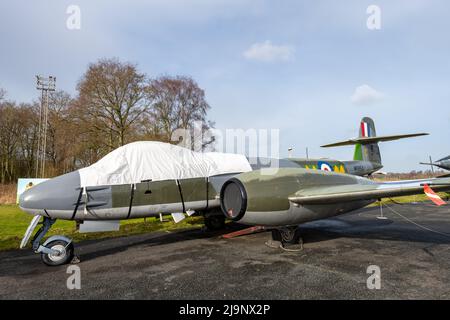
[370, 192, 450, 206]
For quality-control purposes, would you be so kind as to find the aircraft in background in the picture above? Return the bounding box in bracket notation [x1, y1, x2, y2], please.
[283, 117, 428, 176]
[420, 155, 450, 172]
[19, 140, 449, 266]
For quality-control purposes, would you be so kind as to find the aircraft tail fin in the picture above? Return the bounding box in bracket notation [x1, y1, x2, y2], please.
[322, 117, 380, 163]
[354, 117, 381, 163]
[321, 117, 428, 165]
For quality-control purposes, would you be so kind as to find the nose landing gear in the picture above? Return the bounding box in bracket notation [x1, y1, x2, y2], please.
[40, 239, 75, 266]
[21, 216, 75, 266]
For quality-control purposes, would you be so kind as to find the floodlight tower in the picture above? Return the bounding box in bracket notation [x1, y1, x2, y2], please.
[35, 75, 56, 178]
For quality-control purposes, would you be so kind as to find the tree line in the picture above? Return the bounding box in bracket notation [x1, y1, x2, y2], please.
[0, 58, 213, 183]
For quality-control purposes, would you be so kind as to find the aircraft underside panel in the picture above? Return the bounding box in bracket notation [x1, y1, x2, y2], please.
[238, 200, 375, 226]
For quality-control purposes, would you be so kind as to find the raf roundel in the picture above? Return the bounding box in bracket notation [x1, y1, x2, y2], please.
[318, 161, 332, 172]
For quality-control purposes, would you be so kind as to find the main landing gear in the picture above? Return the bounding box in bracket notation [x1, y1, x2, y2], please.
[21, 216, 75, 266]
[266, 226, 303, 252]
[204, 214, 226, 231]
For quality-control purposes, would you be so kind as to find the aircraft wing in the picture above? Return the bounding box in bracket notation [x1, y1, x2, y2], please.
[437, 155, 450, 162]
[321, 133, 429, 148]
[288, 177, 450, 205]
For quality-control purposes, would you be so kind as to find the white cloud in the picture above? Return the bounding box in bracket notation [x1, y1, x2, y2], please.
[350, 84, 384, 106]
[243, 40, 294, 62]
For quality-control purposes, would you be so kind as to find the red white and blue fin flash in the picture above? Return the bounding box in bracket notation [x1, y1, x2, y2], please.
[360, 121, 371, 138]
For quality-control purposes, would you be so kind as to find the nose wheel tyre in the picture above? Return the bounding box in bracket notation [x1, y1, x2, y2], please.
[41, 240, 74, 266]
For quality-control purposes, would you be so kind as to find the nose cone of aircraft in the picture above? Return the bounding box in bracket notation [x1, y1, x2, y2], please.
[19, 188, 37, 209]
[438, 160, 450, 170]
[19, 171, 81, 215]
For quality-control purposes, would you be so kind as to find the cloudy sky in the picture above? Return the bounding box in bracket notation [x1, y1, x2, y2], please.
[0, 0, 449, 172]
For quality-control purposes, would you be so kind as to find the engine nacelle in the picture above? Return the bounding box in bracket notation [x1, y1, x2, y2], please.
[220, 168, 374, 227]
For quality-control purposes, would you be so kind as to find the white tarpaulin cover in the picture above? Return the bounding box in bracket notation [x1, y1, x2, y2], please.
[78, 141, 252, 187]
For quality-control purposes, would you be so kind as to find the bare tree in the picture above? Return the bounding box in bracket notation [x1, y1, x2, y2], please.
[0, 62, 216, 184]
[146, 76, 214, 149]
[74, 58, 148, 150]
[0, 88, 6, 102]
[17, 103, 40, 177]
[46, 90, 76, 174]
[0, 102, 25, 183]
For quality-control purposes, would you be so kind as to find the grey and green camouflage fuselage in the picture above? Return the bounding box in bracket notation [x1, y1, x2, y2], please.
[20, 167, 450, 228]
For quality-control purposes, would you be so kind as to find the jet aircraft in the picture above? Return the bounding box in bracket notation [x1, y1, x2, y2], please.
[19, 140, 449, 266]
[421, 155, 450, 171]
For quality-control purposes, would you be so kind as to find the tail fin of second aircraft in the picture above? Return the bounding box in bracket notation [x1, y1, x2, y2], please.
[321, 117, 428, 165]
[353, 117, 381, 164]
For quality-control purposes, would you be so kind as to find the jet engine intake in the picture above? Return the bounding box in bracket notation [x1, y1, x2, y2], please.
[220, 178, 247, 221]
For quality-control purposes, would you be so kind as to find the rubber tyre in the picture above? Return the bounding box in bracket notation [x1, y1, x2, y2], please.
[283, 228, 302, 245]
[41, 240, 74, 266]
[271, 229, 282, 242]
[273, 228, 301, 244]
[205, 215, 226, 231]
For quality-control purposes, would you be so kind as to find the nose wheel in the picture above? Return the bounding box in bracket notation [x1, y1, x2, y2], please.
[41, 239, 75, 266]
[21, 216, 76, 266]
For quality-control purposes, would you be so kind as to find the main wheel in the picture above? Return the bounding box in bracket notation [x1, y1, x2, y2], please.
[41, 240, 74, 266]
[204, 215, 226, 231]
[273, 227, 302, 244]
